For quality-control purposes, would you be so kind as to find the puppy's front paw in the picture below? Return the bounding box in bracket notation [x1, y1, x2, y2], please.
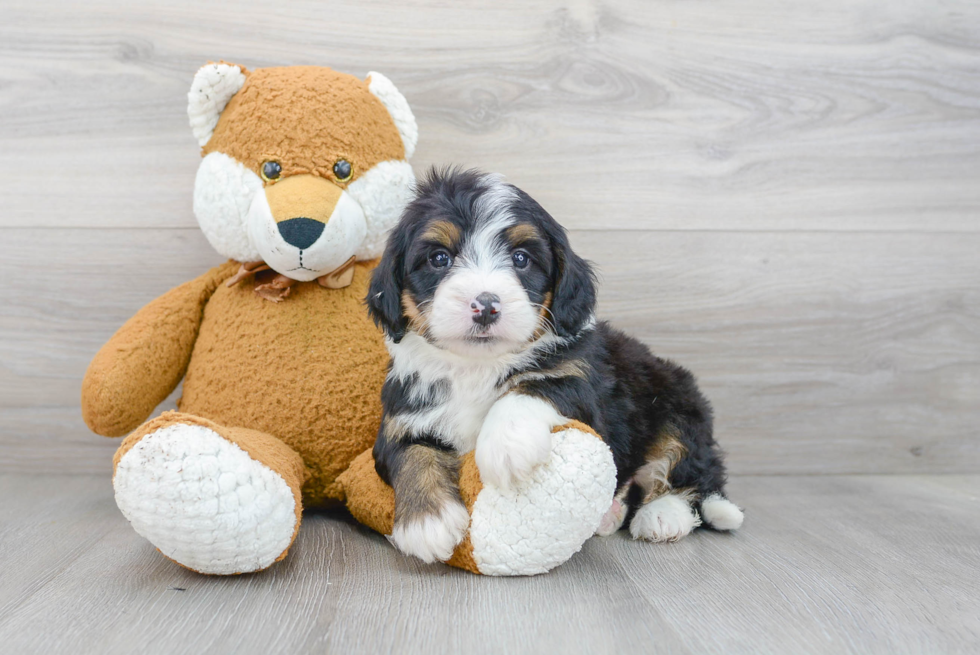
[390, 501, 470, 564]
[475, 394, 560, 490]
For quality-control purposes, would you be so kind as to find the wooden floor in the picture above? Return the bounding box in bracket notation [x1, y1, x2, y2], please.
[1, 473, 978, 654]
[1, 0, 979, 652]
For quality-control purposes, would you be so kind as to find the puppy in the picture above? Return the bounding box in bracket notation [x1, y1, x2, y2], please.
[367, 168, 743, 564]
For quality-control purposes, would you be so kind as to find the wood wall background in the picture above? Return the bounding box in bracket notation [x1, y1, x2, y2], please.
[1, 0, 978, 477]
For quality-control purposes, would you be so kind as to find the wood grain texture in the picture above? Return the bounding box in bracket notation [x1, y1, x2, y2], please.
[2, 228, 977, 475]
[0, 473, 978, 654]
[0, 0, 978, 232]
[0, 4, 977, 497]
[2, 2, 977, 652]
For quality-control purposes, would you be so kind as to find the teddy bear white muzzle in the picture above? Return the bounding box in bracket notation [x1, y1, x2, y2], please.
[247, 174, 367, 282]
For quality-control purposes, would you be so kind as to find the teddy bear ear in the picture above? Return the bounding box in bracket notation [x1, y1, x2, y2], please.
[187, 62, 248, 147]
[366, 72, 418, 159]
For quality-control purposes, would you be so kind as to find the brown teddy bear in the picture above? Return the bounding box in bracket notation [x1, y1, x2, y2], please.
[81, 63, 616, 576]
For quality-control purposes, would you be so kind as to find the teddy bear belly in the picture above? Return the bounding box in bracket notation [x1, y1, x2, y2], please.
[177, 264, 388, 507]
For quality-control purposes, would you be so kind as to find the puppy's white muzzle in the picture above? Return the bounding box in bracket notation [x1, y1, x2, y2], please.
[247, 174, 366, 282]
[429, 266, 540, 356]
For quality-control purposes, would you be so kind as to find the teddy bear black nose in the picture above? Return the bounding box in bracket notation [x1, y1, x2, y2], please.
[277, 217, 325, 250]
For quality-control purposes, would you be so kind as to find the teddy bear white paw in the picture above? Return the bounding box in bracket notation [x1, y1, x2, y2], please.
[114, 423, 298, 574]
[468, 425, 618, 575]
[475, 394, 561, 490]
[390, 500, 470, 564]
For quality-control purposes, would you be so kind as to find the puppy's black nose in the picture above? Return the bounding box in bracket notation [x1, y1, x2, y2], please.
[471, 292, 501, 326]
[277, 217, 325, 250]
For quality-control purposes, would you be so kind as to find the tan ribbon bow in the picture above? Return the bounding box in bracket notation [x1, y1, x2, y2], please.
[226, 256, 357, 302]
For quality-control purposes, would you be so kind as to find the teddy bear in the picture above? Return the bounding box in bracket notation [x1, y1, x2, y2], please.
[81, 62, 617, 576]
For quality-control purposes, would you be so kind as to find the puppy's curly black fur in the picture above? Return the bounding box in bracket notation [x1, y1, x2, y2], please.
[367, 168, 742, 561]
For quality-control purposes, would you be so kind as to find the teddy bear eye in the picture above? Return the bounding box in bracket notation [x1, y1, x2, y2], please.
[261, 161, 282, 182]
[333, 159, 353, 182]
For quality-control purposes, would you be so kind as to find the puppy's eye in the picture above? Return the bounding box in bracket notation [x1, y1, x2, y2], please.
[333, 159, 353, 182]
[261, 161, 282, 182]
[512, 250, 531, 269]
[429, 250, 453, 269]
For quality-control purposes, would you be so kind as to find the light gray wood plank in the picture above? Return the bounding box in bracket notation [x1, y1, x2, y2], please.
[1, 0, 978, 232]
[0, 475, 118, 616]
[2, 228, 977, 475]
[0, 408, 118, 477]
[0, 473, 977, 654]
[606, 474, 980, 654]
[582, 229, 980, 475]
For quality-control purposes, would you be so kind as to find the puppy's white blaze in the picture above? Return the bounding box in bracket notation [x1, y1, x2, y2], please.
[390, 499, 470, 564]
[701, 493, 744, 531]
[463, 225, 512, 272]
[452, 174, 516, 273]
[629, 494, 701, 543]
[474, 173, 515, 212]
[247, 188, 367, 282]
[476, 394, 566, 490]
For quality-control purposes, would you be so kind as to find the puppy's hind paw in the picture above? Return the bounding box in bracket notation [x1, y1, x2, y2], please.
[630, 494, 701, 543]
[701, 493, 744, 531]
[390, 501, 470, 564]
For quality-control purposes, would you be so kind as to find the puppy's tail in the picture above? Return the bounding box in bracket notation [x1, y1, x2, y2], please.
[699, 493, 744, 531]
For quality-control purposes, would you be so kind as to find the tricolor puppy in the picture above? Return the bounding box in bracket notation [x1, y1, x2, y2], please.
[367, 168, 743, 564]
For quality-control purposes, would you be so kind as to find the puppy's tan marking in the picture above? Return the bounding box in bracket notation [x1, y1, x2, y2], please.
[420, 220, 461, 249]
[382, 415, 410, 442]
[532, 291, 554, 339]
[504, 357, 590, 394]
[634, 425, 687, 503]
[670, 487, 700, 504]
[401, 290, 430, 336]
[392, 444, 462, 526]
[505, 223, 541, 246]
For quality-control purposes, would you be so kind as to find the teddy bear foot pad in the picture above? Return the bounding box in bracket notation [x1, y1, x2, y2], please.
[113, 422, 299, 574]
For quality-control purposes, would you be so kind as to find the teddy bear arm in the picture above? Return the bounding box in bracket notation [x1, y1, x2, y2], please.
[81, 261, 239, 437]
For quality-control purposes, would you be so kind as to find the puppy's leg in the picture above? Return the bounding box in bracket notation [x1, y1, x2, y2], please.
[475, 393, 564, 490]
[629, 426, 701, 542]
[700, 493, 744, 531]
[630, 489, 701, 542]
[375, 436, 469, 564]
[595, 481, 632, 537]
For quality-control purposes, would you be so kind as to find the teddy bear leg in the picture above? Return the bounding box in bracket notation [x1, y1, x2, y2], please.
[340, 420, 618, 576]
[464, 421, 618, 575]
[112, 411, 307, 575]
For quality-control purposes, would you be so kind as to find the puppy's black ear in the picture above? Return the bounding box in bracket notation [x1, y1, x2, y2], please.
[366, 232, 408, 342]
[548, 225, 597, 337]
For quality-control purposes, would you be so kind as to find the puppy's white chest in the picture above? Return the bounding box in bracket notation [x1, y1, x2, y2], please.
[434, 370, 501, 453]
[388, 334, 536, 452]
